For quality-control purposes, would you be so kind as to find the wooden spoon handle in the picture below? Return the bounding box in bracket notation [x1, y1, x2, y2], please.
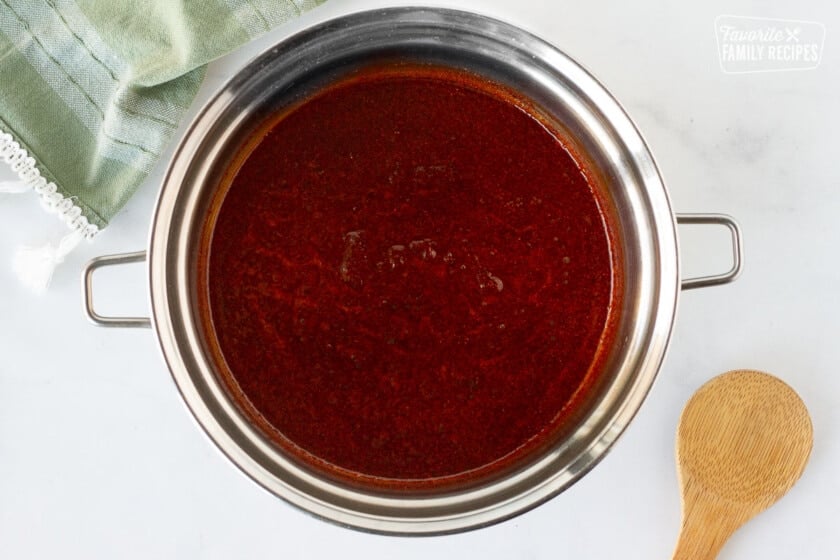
[672, 480, 748, 560]
[672, 521, 732, 560]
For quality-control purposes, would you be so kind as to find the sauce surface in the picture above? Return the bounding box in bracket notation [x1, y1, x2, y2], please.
[203, 65, 621, 487]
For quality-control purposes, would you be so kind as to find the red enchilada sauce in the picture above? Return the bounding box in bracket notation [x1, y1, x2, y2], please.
[202, 65, 621, 488]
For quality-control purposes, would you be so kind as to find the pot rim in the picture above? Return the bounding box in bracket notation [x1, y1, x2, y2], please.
[146, 6, 679, 535]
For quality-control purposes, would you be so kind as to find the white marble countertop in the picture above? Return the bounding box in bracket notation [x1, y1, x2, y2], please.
[1, 1, 838, 558]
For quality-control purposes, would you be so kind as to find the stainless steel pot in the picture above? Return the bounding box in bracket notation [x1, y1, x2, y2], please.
[82, 8, 742, 535]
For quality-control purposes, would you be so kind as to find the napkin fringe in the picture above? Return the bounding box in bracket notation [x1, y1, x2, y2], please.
[1, 129, 100, 293]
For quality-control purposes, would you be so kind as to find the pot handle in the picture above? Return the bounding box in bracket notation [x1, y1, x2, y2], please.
[81, 218, 741, 324]
[82, 251, 151, 328]
[676, 214, 743, 290]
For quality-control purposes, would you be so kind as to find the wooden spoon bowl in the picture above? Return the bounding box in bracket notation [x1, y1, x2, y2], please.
[672, 370, 813, 560]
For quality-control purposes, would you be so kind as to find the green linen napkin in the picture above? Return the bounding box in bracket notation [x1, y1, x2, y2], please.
[0, 0, 323, 292]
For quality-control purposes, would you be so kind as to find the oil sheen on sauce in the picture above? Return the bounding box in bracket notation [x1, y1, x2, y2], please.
[202, 64, 622, 489]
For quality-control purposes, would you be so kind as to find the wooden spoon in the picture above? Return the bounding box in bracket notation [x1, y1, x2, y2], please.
[672, 369, 813, 560]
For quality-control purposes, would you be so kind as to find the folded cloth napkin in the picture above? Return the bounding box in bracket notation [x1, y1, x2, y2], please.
[0, 0, 323, 292]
